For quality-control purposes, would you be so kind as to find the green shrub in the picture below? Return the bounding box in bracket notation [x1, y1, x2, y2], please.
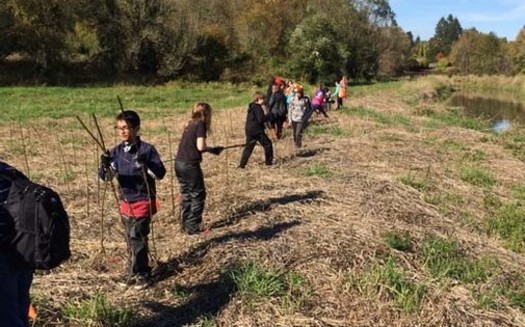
[384, 231, 413, 252]
[62, 292, 136, 327]
[421, 234, 496, 283]
[305, 164, 331, 177]
[399, 174, 430, 191]
[487, 202, 525, 252]
[460, 167, 497, 187]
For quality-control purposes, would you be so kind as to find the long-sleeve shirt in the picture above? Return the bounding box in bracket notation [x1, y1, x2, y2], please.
[289, 96, 310, 123]
[245, 102, 270, 136]
[99, 138, 166, 202]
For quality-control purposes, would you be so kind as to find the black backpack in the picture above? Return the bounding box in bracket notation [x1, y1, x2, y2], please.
[0, 171, 71, 270]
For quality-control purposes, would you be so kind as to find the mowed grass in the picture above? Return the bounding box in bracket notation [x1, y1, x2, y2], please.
[0, 82, 256, 122]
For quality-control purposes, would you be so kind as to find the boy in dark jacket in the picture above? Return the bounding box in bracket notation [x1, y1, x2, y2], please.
[99, 110, 166, 289]
[0, 161, 33, 327]
[239, 92, 274, 168]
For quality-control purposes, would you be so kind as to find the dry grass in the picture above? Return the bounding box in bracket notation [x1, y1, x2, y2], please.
[2, 76, 525, 326]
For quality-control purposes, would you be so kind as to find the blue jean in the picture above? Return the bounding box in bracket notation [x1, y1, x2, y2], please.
[0, 253, 33, 327]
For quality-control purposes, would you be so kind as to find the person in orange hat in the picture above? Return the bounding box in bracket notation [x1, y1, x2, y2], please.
[288, 84, 311, 148]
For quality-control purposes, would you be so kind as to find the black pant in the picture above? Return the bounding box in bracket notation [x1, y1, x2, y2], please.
[336, 97, 343, 109]
[175, 161, 206, 234]
[270, 114, 286, 139]
[239, 133, 273, 167]
[313, 104, 329, 118]
[291, 121, 304, 148]
[121, 216, 151, 277]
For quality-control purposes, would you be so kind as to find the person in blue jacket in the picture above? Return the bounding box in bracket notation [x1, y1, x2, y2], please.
[99, 110, 166, 289]
[0, 161, 34, 327]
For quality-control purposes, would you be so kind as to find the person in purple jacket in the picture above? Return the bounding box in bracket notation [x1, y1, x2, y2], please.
[99, 110, 166, 289]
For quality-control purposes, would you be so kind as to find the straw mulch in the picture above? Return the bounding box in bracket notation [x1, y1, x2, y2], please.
[1, 79, 525, 326]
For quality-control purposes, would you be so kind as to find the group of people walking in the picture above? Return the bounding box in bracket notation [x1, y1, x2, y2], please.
[240, 75, 348, 167]
[0, 75, 348, 326]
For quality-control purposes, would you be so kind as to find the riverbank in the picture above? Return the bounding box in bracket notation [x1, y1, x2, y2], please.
[2, 76, 525, 326]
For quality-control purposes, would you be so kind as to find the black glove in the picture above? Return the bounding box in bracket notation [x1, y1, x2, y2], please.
[100, 151, 112, 169]
[206, 146, 224, 155]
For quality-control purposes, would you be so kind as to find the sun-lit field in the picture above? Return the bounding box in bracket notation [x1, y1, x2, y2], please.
[2, 75, 525, 327]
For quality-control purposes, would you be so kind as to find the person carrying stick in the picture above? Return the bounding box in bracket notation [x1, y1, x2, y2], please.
[98, 110, 166, 289]
[174, 103, 223, 236]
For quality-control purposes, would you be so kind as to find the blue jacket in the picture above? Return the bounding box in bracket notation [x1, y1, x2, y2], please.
[98, 138, 166, 202]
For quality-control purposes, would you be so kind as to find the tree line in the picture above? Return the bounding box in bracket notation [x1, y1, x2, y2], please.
[1, 1, 524, 85]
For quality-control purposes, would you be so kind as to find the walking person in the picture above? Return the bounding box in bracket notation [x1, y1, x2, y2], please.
[266, 76, 288, 139]
[99, 110, 166, 289]
[334, 76, 348, 110]
[239, 92, 274, 169]
[0, 161, 34, 327]
[174, 103, 222, 235]
[289, 85, 310, 148]
[312, 87, 329, 120]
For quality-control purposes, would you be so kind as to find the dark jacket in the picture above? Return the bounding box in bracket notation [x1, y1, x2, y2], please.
[0, 162, 25, 252]
[268, 90, 287, 118]
[99, 138, 166, 202]
[245, 102, 270, 136]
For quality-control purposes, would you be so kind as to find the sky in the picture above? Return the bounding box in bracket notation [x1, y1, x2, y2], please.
[389, 0, 525, 41]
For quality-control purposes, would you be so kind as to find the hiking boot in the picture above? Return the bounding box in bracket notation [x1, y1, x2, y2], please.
[133, 275, 151, 290]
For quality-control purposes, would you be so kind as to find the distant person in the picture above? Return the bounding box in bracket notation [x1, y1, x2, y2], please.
[239, 92, 274, 168]
[334, 76, 348, 110]
[174, 103, 223, 235]
[311, 87, 329, 120]
[0, 161, 34, 327]
[266, 76, 288, 139]
[288, 84, 310, 148]
[99, 110, 166, 289]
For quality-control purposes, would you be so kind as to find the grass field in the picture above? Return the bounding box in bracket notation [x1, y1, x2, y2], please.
[2, 75, 525, 327]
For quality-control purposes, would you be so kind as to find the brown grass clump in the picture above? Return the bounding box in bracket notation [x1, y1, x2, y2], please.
[2, 77, 525, 326]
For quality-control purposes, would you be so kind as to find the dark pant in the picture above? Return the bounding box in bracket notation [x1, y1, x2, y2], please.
[121, 216, 151, 277]
[0, 253, 33, 327]
[313, 104, 329, 118]
[239, 133, 274, 167]
[336, 97, 343, 109]
[270, 114, 286, 139]
[292, 121, 304, 148]
[175, 161, 206, 234]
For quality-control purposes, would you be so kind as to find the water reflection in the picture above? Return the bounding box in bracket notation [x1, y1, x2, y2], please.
[449, 93, 525, 133]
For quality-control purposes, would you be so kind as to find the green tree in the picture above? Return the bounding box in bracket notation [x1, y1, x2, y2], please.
[287, 13, 341, 84]
[510, 27, 525, 73]
[0, 0, 75, 67]
[450, 29, 512, 75]
[428, 14, 463, 60]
